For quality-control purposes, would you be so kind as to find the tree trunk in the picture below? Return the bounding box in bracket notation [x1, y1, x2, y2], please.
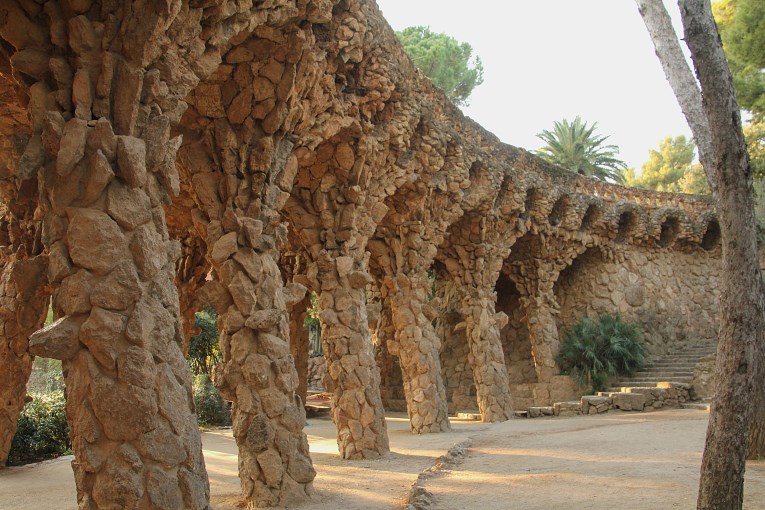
[636, 1, 765, 507]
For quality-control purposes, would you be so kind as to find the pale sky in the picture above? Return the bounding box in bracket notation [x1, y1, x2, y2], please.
[375, 0, 693, 171]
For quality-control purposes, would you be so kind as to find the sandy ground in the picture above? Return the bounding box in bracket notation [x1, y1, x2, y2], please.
[1, 409, 764, 510]
[423, 409, 765, 510]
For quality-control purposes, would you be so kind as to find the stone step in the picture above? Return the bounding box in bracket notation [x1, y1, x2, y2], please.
[455, 412, 482, 421]
[612, 378, 693, 385]
[632, 371, 694, 377]
[644, 364, 698, 369]
[681, 402, 711, 411]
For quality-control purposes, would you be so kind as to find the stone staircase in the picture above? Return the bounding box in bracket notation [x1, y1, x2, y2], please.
[609, 343, 717, 390]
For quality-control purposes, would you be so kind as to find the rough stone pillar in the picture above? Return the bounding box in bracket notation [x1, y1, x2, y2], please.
[4, 5, 216, 506]
[210, 227, 315, 507]
[458, 287, 514, 422]
[383, 272, 450, 433]
[30, 115, 211, 507]
[522, 289, 562, 382]
[315, 249, 390, 459]
[0, 256, 48, 465]
[288, 293, 311, 405]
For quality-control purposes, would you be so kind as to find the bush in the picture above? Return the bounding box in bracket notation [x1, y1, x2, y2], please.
[193, 374, 231, 427]
[557, 313, 646, 392]
[8, 391, 71, 466]
[187, 307, 222, 379]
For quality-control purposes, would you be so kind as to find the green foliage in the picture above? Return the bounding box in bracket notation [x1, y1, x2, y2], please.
[187, 307, 221, 379]
[396, 26, 484, 106]
[753, 178, 765, 245]
[8, 391, 71, 466]
[535, 116, 627, 183]
[556, 314, 646, 393]
[678, 163, 711, 195]
[714, 0, 765, 120]
[624, 136, 696, 192]
[745, 119, 765, 178]
[192, 375, 231, 427]
[303, 292, 320, 329]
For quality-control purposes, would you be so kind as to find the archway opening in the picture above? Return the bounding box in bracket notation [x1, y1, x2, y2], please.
[658, 216, 680, 248]
[701, 219, 721, 251]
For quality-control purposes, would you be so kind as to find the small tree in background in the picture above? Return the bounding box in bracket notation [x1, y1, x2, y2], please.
[557, 314, 645, 393]
[624, 135, 698, 192]
[187, 306, 222, 380]
[396, 26, 484, 106]
[536, 116, 627, 183]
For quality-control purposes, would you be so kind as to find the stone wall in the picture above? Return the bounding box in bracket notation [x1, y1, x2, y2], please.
[555, 245, 721, 355]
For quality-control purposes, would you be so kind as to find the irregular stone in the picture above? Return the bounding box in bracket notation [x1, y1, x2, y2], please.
[67, 208, 128, 275]
[28, 316, 81, 360]
[228, 272, 257, 315]
[57, 270, 93, 315]
[82, 149, 115, 204]
[48, 241, 75, 283]
[245, 309, 282, 330]
[146, 467, 183, 510]
[90, 377, 157, 441]
[282, 282, 308, 308]
[106, 181, 152, 230]
[90, 261, 142, 311]
[117, 346, 155, 389]
[116, 135, 147, 188]
[135, 419, 187, 467]
[212, 232, 239, 263]
[257, 449, 284, 488]
[56, 118, 88, 176]
[79, 307, 127, 370]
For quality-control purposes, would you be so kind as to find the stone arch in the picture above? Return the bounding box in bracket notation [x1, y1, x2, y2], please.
[554, 246, 609, 334]
[616, 209, 639, 243]
[579, 203, 603, 232]
[520, 187, 542, 220]
[495, 272, 537, 386]
[548, 194, 570, 227]
[658, 216, 680, 248]
[701, 219, 721, 251]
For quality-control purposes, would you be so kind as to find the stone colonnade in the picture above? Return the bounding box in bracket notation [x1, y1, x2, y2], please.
[0, 1, 722, 509]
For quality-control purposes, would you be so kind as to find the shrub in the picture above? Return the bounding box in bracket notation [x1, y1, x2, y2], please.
[8, 391, 71, 466]
[193, 374, 231, 427]
[557, 313, 646, 392]
[187, 307, 222, 379]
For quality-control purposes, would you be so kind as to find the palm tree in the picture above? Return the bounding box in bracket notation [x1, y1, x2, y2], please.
[536, 116, 627, 183]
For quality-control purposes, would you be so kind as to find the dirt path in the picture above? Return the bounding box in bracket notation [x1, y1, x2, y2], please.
[422, 409, 765, 510]
[0, 413, 489, 510]
[2, 409, 763, 509]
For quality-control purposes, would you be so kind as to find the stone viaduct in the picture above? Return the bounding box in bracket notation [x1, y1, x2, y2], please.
[0, 0, 721, 508]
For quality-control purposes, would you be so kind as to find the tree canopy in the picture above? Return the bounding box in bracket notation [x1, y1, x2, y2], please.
[714, 0, 765, 119]
[535, 116, 627, 183]
[396, 26, 484, 106]
[623, 135, 704, 192]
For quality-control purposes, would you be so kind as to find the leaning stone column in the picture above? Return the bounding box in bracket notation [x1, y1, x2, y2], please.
[384, 272, 450, 433]
[457, 287, 514, 422]
[211, 225, 315, 507]
[0, 256, 48, 465]
[522, 289, 562, 382]
[6, 9, 212, 506]
[315, 249, 390, 459]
